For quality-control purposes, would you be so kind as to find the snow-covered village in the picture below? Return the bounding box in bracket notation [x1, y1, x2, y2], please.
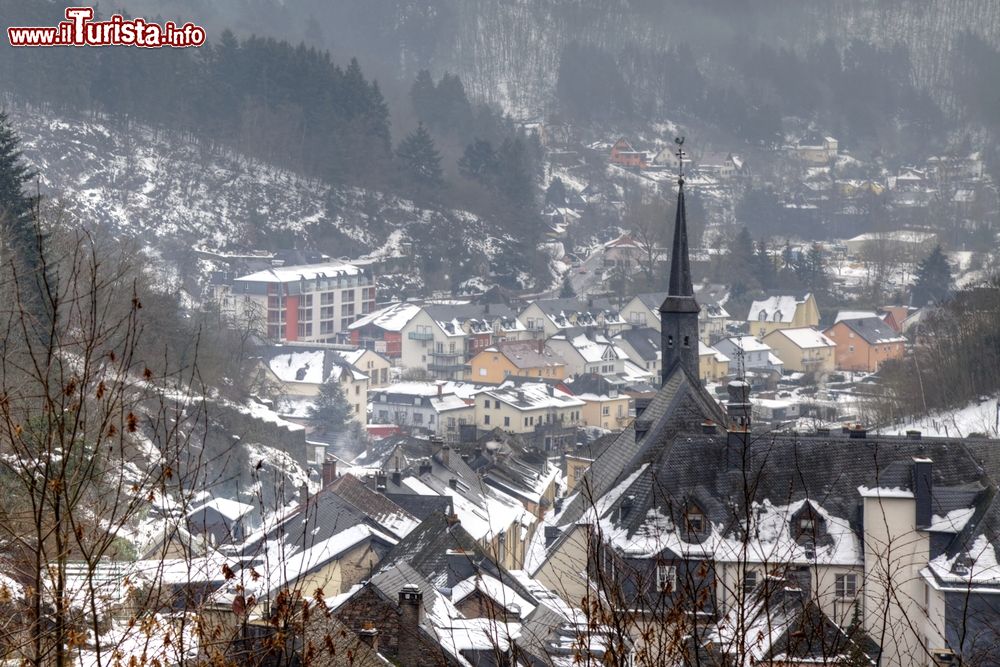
[2, 1, 1000, 666]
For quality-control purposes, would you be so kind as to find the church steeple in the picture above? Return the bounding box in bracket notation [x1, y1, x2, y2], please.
[660, 138, 700, 385]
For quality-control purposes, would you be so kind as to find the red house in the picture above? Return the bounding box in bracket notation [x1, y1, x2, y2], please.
[610, 138, 647, 169]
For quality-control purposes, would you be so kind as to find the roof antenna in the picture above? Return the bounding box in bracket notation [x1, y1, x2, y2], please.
[675, 136, 686, 186]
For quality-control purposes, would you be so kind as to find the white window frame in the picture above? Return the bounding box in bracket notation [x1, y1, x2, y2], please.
[656, 564, 677, 592]
[835, 573, 857, 598]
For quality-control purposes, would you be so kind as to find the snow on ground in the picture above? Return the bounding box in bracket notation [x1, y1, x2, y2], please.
[885, 395, 1000, 438]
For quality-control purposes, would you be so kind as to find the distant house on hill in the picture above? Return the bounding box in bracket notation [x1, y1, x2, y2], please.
[609, 137, 648, 169]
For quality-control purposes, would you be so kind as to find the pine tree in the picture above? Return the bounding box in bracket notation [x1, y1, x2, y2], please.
[546, 178, 567, 207]
[410, 70, 437, 123]
[397, 123, 443, 189]
[0, 112, 48, 339]
[753, 240, 776, 290]
[458, 139, 498, 185]
[912, 245, 953, 306]
[559, 275, 576, 298]
[309, 376, 353, 437]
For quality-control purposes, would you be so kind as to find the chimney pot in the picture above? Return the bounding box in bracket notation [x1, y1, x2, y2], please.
[358, 621, 379, 652]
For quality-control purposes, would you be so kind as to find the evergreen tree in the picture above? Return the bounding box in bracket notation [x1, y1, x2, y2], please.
[410, 69, 437, 122]
[911, 245, 953, 306]
[397, 123, 443, 189]
[308, 376, 353, 436]
[0, 112, 48, 339]
[753, 240, 776, 290]
[559, 275, 576, 298]
[458, 139, 498, 185]
[546, 178, 567, 207]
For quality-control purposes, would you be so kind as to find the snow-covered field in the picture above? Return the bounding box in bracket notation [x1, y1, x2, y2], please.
[886, 395, 1000, 438]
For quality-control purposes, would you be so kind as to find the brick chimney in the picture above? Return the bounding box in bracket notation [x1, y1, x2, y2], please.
[726, 380, 751, 432]
[358, 620, 379, 653]
[398, 584, 423, 667]
[440, 444, 450, 468]
[321, 457, 337, 488]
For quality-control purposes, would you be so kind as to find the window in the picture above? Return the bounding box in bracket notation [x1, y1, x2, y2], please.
[484, 415, 491, 425]
[667, 335, 674, 348]
[835, 573, 857, 598]
[656, 564, 676, 592]
[378, 410, 388, 422]
[848, 345, 855, 352]
[683, 335, 690, 347]
[602, 405, 610, 416]
[479, 368, 487, 376]
[297, 322, 313, 337]
[799, 517, 815, 532]
[504, 416, 510, 427]
[743, 570, 758, 591]
[686, 507, 704, 533]
[413, 413, 423, 425]
[355, 385, 360, 395]
[484, 399, 491, 409]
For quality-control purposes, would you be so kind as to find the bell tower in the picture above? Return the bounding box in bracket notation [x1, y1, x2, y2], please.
[660, 137, 700, 385]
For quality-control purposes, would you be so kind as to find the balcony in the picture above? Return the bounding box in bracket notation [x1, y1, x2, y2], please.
[408, 331, 434, 341]
[427, 362, 467, 373]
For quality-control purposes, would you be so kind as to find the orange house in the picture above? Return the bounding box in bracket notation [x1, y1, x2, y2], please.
[823, 317, 906, 372]
[468, 341, 567, 384]
[610, 138, 647, 169]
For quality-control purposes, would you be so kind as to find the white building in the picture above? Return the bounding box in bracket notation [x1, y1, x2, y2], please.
[231, 261, 377, 343]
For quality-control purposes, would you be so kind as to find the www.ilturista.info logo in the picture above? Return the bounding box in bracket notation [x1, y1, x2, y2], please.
[8, 7, 205, 48]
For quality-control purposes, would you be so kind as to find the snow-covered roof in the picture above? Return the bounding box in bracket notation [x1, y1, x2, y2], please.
[452, 574, 536, 618]
[719, 336, 771, 353]
[483, 382, 585, 411]
[748, 295, 807, 323]
[834, 310, 878, 323]
[769, 327, 835, 349]
[187, 497, 254, 522]
[235, 260, 363, 284]
[699, 342, 730, 363]
[348, 302, 422, 332]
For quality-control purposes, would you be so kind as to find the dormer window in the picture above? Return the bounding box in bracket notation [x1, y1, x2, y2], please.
[685, 507, 704, 533]
[667, 335, 674, 348]
[799, 517, 815, 532]
[758, 310, 767, 321]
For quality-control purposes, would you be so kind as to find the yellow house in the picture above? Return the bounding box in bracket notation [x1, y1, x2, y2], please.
[747, 293, 820, 339]
[475, 382, 584, 434]
[577, 392, 630, 430]
[762, 327, 836, 374]
[699, 343, 730, 383]
[468, 341, 567, 384]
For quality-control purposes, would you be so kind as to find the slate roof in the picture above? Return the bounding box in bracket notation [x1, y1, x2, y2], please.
[835, 316, 907, 345]
[381, 512, 538, 605]
[615, 327, 660, 361]
[491, 341, 567, 370]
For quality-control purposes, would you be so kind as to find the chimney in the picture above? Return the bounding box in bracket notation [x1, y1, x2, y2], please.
[418, 460, 433, 476]
[448, 477, 458, 490]
[440, 444, 451, 468]
[322, 457, 337, 488]
[358, 621, 379, 653]
[398, 584, 423, 667]
[913, 457, 933, 528]
[849, 425, 867, 439]
[299, 483, 310, 506]
[619, 495, 635, 521]
[392, 470, 401, 486]
[726, 380, 751, 433]
[701, 420, 717, 434]
[815, 427, 831, 437]
[537, 339, 545, 354]
[446, 512, 461, 528]
[375, 471, 387, 493]
[635, 419, 652, 441]
[906, 430, 922, 440]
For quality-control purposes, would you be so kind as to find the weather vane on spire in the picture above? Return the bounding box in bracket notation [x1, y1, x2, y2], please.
[675, 136, 686, 185]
